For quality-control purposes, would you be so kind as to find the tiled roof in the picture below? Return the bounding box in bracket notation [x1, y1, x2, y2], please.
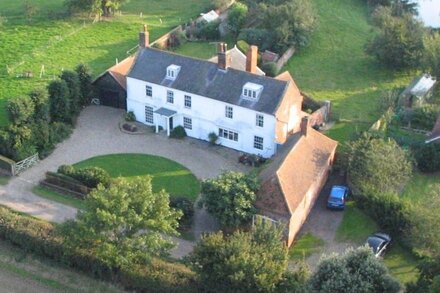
[208, 46, 265, 76]
[128, 47, 289, 115]
[107, 56, 135, 90]
[256, 128, 338, 217]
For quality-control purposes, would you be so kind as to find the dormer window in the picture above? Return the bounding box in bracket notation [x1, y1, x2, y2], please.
[242, 82, 263, 100]
[166, 64, 181, 80]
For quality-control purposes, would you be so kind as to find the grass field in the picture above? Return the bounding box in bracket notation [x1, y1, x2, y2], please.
[0, 0, 211, 126]
[0, 240, 122, 292]
[74, 154, 200, 200]
[289, 233, 325, 261]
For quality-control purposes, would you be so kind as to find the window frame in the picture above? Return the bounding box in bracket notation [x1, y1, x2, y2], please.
[166, 90, 174, 104]
[146, 85, 153, 97]
[225, 106, 233, 119]
[183, 117, 192, 130]
[184, 95, 192, 108]
[254, 135, 264, 150]
[218, 128, 238, 142]
[145, 106, 154, 124]
[256, 114, 264, 127]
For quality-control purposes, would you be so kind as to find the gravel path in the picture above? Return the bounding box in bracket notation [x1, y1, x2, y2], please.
[295, 173, 355, 270]
[0, 267, 59, 293]
[0, 106, 247, 258]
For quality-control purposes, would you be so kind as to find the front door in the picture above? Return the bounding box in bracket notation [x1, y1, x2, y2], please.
[169, 116, 174, 130]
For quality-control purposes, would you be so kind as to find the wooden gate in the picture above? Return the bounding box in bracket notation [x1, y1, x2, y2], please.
[13, 153, 39, 175]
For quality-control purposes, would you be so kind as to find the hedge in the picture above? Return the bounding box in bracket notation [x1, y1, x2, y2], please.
[57, 165, 111, 188]
[0, 155, 15, 175]
[0, 205, 198, 292]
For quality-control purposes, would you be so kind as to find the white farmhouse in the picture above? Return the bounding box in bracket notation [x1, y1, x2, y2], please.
[126, 27, 304, 157]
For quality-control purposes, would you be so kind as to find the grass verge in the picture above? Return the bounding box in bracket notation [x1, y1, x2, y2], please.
[383, 243, 419, 285]
[74, 153, 200, 200]
[289, 232, 325, 261]
[0, 176, 10, 186]
[32, 186, 85, 210]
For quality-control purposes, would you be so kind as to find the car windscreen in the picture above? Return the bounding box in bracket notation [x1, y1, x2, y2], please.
[367, 237, 383, 252]
[329, 196, 343, 203]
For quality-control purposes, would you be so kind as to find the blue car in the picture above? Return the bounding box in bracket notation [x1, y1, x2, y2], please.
[327, 185, 349, 210]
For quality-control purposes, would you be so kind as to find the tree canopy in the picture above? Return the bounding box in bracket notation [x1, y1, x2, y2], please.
[59, 177, 182, 269]
[346, 133, 412, 193]
[200, 171, 259, 228]
[66, 0, 126, 17]
[188, 220, 308, 292]
[423, 32, 440, 79]
[309, 246, 401, 292]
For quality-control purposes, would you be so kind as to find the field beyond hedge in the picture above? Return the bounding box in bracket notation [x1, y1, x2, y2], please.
[0, 0, 211, 126]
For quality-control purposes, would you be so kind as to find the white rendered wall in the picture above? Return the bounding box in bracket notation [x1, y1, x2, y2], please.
[127, 77, 277, 157]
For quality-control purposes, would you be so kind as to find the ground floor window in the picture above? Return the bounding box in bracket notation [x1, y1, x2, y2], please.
[183, 117, 192, 130]
[254, 136, 263, 150]
[145, 106, 154, 124]
[219, 128, 238, 142]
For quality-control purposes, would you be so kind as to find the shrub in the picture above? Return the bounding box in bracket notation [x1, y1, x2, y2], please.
[31, 122, 53, 159]
[211, 0, 230, 10]
[261, 62, 279, 77]
[170, 126, 187, 139]
[237, 40, 249, 54]
[75, 64, 93, 107]
[7, 96, 35, 125]
[227, 2, 248, 36]
[0, 205, 197, 292]
[238, 28, 275, 52]
[29, 89, 50, 123]
[48, 80, 71, 124]
[411, 104, 440, 130]
[197, 20, 220, 40]
[208, 132, 218, 145]
[58, 164, 75, 176]
[125, 111, 136, 122]
[170, 197, 194, 230]
[49, 122, 72, 144]
[71, 167, 111, 188]
[413, 143, 440, 173]
[60, 70, 81, 116]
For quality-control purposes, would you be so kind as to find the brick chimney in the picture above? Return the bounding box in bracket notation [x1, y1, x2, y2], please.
[246, 45, 258, 74]
[301, 116, 309, 137]
[217, 42, 230, 70]
[139, 24, 149, 48]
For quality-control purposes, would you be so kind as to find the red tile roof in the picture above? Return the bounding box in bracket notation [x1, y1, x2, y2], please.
[256, 128, 338, 218]
[107, 56, 135, 90]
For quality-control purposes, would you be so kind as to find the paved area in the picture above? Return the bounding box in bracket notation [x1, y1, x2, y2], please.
[295, 173, 354, 270]
[0, 106, 247, 258]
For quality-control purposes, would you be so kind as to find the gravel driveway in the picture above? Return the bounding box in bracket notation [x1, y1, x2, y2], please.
[296, 173, 355, 269]
[0, 106, 246, 258]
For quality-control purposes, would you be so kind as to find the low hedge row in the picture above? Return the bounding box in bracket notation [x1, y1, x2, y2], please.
[44, 171, 91, 198]
[0, 205, 198, 292]
[58, 165, 111, 189]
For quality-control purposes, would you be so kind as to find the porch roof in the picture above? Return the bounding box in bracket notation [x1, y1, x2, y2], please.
[154, 107, 177, 117]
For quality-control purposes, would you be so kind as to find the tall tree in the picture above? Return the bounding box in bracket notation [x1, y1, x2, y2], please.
[66, 0, 126, 18]
[75, 64, 93, 106]
[60, 70, 81, 116]
[200, 171, 259, 228]
[48, 80, 71, 123]
[346, 133, 412, 194]
[188, 220, 308, 292]
[59, 177, 182, 269]
[366, 9, 426, 70]
[423, 32, 440, 79]
[309, 246, 401, 292]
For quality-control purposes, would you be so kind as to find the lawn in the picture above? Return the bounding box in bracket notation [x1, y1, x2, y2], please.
[337, 202, 419, 285]
[289, 232, 325, 261]
[0, 0, 211, 126]
[32, 186, 86, 210]
[73, 153, 200, 200]
[0, 176, 10, 186]
[401, 171, 440, 203]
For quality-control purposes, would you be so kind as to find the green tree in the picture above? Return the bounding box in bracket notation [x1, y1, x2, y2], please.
[201, 171, 259, 228]
[59, 177, 182, 270]
[309, 246, 400, 292]
[29, 89, 49, 123]
[66, 0, 126, 18]
[366, 10, 426, 70]
[346, 133, 412, 193]
[48, 79, 71, 123]
[60, 70, 81, 116]
[75, 64, 93, 106]
[407, 255, 440, 293]
[188, 220, 307, 292]
[7, 96, 35, 125]
[423, 32, 440, 79]
[413, 143, 440, 173]
[227, 2, 248, 36]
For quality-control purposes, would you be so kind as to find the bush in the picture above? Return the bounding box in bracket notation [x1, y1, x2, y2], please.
[411, 105, 440, 130]
[75, 64, 93, 107]
[125, 111, 136, 122]
[57, 165, 110, 188]
[29, 89, 50, 123]
[60, 70, 81, 116]
[227, 2, 248, 36]
[236, 40, 249, 54]
[49, 122, 72, 145]
[0, 205, 197, 292]
[31, 122, 53, 159]
[170, 126, 187, 139]
[170, 197, 194, 230]
[238, 28, 275, 52]
[48, 79, 72, 124]
[211, 0, 230, 10]
[413, 143, 440, 173]
[7, 96, 35, 125]
[197, 20, 220, 40]
[261, 62, 279, 77]
[208, 132, 218, 145]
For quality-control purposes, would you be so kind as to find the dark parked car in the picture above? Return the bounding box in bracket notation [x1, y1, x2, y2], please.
[327, 185, 349, 210]
[367, 233, 392, 257]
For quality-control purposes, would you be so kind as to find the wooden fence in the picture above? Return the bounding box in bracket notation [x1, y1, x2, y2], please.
[0, 153, 39, 176]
